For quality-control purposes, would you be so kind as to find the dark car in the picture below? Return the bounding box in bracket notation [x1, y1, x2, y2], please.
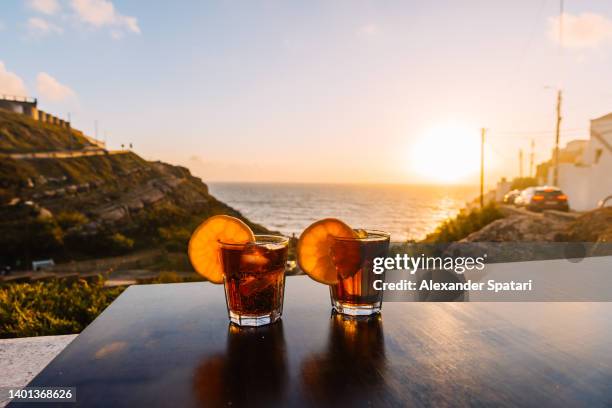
[515, 186, 569, 212]
[503, 189, 520, 204]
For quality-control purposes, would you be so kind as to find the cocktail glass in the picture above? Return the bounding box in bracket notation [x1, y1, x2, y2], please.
[330, 230, 390, 316]
[219, 235, 288, 326]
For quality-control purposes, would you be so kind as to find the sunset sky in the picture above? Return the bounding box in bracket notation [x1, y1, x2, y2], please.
[2, 1, 612, 184]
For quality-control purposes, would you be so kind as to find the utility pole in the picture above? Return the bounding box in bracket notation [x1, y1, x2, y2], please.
[553, 90, 562, 186]
[529, 139, 535, 178]
[480, 128, 485, 209]
[94, 120, 99, 141]
[553, 0, 564, 186]
[519, 149, 524, 179]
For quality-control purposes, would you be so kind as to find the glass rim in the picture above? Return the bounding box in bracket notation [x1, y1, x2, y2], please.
[218, 234, 289, 247]
[333, 229, 390, 242]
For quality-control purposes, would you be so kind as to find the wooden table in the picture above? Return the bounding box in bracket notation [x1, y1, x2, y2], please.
[17, 277, 612, 407]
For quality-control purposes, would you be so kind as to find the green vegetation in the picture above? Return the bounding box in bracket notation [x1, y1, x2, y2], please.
[0, 278, 125, 338]
[151, 271, 203, 284]
[0, 109, 269, 268]
[423, 202, 504, 243]
[0, 110, 93, 153]
[56, 210, 89, 230]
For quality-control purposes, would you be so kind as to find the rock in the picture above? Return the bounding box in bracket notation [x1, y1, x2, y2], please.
[566, 208, 612, 243]
[83, 222, 100, 233]
[98, 206, 128, 222]
[141, 188, 165, 205]
[37, 207, 53, 220]
[66, 185, 78, 194]
[543, 210, 580, 223]
[461, 214, 570, 242]
[127, 199, 144, 212]
[77, 183, 90, 192]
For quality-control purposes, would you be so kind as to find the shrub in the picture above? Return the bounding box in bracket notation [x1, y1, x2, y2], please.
[109, 233, 134, 252]
[158, 226, 190, 252]
[56, 211, 89, 230]
[0, 278, 125, 338]
[0, 217, 64, 263]
[152, 271, 184, 283]
[138, 204, 189, 236]
[424, 202, 504, 243]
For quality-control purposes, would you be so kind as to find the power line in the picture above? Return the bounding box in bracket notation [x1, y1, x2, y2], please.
[489, 127, 585, 135]
[503, 0, 549, 92]
[480, 128, 485, 208]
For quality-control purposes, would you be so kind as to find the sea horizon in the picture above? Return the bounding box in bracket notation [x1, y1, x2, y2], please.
[209, 182, 480, 241]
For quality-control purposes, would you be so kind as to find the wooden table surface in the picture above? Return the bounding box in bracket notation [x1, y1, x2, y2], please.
[17, 276, 612, 407]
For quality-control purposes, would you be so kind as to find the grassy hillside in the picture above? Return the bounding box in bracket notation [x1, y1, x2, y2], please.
[0, 110, 94, 153]
[0, 111, 270, 269]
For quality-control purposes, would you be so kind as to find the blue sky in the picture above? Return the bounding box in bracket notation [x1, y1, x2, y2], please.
[2, 1, 612, 184]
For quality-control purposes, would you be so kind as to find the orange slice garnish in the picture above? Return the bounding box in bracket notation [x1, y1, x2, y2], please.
[297, 218, 357, 285]
[188, 215, 255, 283]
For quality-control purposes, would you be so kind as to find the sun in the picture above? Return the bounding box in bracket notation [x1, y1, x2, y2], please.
[408, 124, 482, 184]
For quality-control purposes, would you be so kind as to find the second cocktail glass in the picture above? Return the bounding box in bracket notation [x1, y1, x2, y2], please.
[330, 230, 390, 316]
[297, 218, 390, 317]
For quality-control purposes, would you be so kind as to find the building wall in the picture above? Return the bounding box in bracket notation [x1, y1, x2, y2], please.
[553, 163, 591, 210]
[2, 97, 108, 148]
[551, 115, 612, 211]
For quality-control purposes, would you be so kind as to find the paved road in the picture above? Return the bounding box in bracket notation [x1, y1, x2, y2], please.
[0, 149, 130, 160]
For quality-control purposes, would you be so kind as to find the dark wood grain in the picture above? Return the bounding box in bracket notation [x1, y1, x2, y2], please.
[16, 277, 612, 407]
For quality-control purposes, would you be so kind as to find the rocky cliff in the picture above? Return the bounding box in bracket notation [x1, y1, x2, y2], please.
[0, 110, 268, 267]
[462, 207, 612, 243]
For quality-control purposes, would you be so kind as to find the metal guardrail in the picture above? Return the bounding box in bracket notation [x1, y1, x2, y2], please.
[0, 94, 36, 104]
[0, 149, 129, 160]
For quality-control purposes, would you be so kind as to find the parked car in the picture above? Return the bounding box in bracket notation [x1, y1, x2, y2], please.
[515, 186, 569, 212]
[503, 189, 521, 204]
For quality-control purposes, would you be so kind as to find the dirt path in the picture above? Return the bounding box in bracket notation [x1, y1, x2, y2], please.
[0, 149, 131, 160]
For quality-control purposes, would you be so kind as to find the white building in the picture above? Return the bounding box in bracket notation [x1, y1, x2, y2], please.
[495, 178, 512, 202]
[550, 112, 612, 211]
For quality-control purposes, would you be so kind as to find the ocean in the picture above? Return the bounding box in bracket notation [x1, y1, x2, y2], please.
[208, 183, 478, 242]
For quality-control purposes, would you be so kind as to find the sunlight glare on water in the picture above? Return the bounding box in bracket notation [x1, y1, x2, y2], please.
[209, 183, 478, 242]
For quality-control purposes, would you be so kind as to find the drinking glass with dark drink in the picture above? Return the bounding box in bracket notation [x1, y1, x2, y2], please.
[188, 215, 288, 327]
[297, 218, 390, 316]
[329, 230, 390, 315]
[220, 235, 288, 326]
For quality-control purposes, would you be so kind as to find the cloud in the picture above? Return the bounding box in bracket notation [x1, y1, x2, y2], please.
[548, 12, 612, 48]
[70, 0, 140, 37]
[36, 72, 76, 102]
[27, 17, 63, 36]
[27, 0, 60, 15]
[0, 62, 28, 97]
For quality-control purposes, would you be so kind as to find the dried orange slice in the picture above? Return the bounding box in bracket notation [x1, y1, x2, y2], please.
[297, 218, 356, 285]
[188, 215, 255, 283]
